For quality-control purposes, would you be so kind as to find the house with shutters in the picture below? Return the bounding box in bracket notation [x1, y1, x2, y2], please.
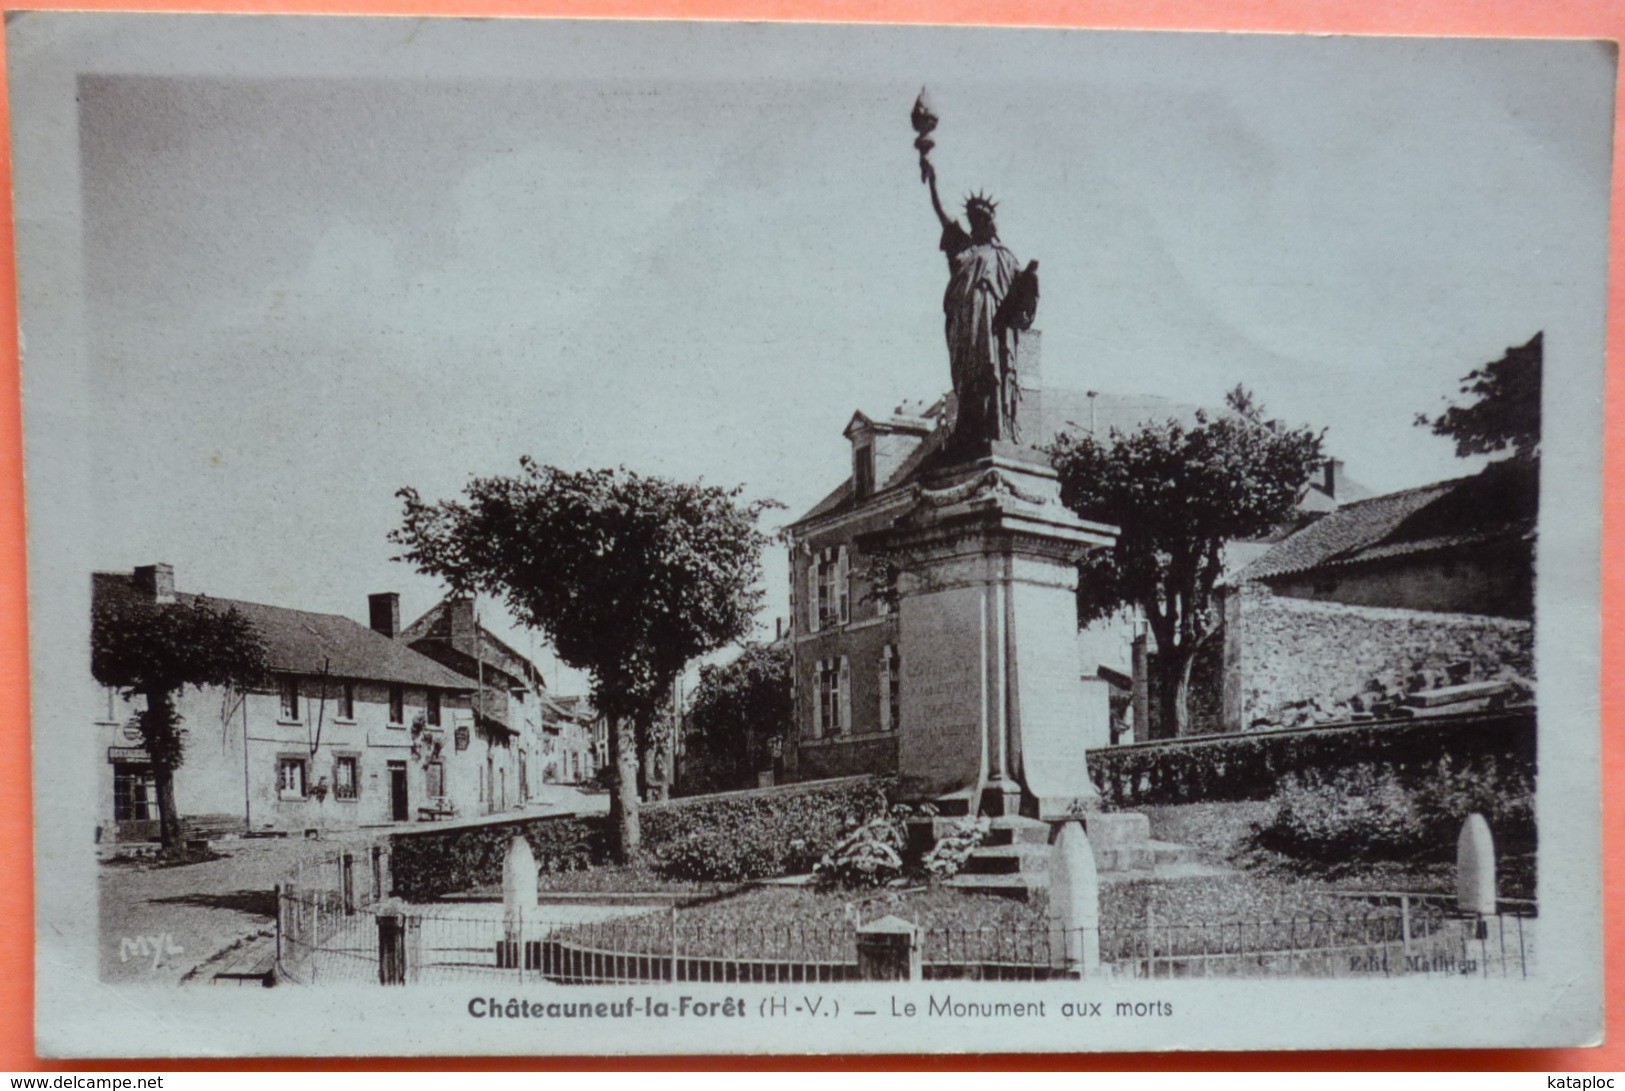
[93, 564, 492, 842]
[399, 594, 550, 812]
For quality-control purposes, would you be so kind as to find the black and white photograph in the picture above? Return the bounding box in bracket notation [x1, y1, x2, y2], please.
[11, 13, 1610, 1056]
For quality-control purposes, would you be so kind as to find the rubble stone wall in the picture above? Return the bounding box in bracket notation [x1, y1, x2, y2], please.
[1232, 584, 1534, 728]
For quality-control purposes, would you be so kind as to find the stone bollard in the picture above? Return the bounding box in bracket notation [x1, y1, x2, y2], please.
[856, 915, 921, 981]
[1456, 812, 1497, 917]
[1047, 819, 1102, 979]
[340, 853, 356, 916]
[499, 835, 540, 971]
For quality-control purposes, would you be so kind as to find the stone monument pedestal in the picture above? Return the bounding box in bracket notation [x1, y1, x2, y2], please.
[870, 441, 1118, 819]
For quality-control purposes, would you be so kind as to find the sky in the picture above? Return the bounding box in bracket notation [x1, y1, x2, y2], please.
[13, 16, 1616, 691]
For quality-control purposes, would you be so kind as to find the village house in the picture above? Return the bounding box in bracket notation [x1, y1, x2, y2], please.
[1219, 459, 1538, 730]
[399, 594, 550, 811]
[538, 694, 606, 786]
[93, 564, 493, 842]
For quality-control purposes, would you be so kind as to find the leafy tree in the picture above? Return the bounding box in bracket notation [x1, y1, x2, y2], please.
[391, 459, 777, 861]
[1415, 332, 1542, 462]
[91, 592, 268, 852]
[1049, 387, 1324, 736]
[682, 642, 791, 793]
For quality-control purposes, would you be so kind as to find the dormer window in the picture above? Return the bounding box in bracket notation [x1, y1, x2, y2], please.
[854, 443, 875, 500]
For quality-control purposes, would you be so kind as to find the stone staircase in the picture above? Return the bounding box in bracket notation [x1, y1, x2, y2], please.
[940, 814, 1222, 901]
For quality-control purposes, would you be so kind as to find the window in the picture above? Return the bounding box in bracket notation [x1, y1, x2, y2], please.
[112, 763, 156, 822]
[279, 677, 300, 721]
[277, 756, 307, 800]
[426, 689, 442, 727]
[880, 645, 901, 732]
[813, 656, 851, 738]
[812, 547, 850, 630]
[853, 444, 875, 500]
[332, 756, 359, 801]
[388, 684, 405, 726]
[337, 682, 355, 721]
[425, 760, 445, 800]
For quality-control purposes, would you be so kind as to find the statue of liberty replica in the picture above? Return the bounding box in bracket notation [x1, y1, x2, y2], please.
[912, 90, 1040, 453]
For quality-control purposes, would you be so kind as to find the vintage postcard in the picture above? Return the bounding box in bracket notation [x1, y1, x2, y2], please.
[12, 13, 1610, 1056]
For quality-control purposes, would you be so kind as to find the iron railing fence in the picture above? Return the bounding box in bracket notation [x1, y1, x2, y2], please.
[274, 846, 392, 984]
[277, 889, 1535, 985]
[1110, 893, 1533, 979]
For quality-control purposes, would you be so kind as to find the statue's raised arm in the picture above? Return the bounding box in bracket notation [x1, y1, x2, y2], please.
[912, 91, 956, 236]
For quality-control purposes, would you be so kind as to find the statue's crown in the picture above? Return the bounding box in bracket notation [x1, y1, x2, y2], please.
[964, 190, 999, 217]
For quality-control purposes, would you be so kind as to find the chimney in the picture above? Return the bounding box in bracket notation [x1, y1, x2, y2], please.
[133, 563, 175, 605]
[1323, 458, 1344, 500]
[447, 595, 479, 653]
[368, 592, 400, 639]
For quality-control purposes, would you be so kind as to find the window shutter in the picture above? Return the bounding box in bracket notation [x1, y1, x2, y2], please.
[837, 656, 851, 735]
[807, 562, 821, 633]
[836, 546, 850, 624]
[878, 649, 892, 733]
[812, 659, 824, 738]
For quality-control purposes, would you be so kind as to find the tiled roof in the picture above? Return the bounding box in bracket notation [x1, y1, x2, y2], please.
[401, 595, 546, 689]
[1239, 461, 1538, 583]
[92, 572, 476, 690]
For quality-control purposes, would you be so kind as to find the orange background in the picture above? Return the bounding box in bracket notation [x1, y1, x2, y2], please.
[0, 0, 1617, 1072]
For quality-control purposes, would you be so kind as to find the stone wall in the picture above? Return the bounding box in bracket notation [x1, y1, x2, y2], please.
[1229, 584, 1533, 728]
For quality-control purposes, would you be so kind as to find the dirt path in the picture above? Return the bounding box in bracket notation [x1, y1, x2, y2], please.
[100, 786, 610, 985]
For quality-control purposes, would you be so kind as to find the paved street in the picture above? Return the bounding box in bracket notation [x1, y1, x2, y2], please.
[99, 785, 609, 986]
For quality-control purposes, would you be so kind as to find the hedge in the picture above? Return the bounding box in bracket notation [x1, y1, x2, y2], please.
[1087, 709, 1534, 808]
[389, 775, 890, 899]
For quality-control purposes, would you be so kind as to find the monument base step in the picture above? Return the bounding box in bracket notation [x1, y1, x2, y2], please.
[959, 842, 1050, 875]
[984, 815, 1050, 846]
[942, 871, 1049, 901]
[944, 854, 1238, 900]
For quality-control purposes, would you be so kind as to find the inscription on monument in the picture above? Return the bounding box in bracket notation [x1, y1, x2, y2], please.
[898, 586, 986, 799]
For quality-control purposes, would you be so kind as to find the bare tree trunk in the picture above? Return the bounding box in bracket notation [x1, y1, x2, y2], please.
[607, 716, 641, 862]
[1170, 629, 1220, 738]
[634, 718, 651, 802]
[154, 767, 182, 851]
[141, 688, 186, 852]
[1172, 648, 1196, 738]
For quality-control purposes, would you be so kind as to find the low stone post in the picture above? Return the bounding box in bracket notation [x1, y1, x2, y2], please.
[1046, 820, 1101, 978]
[856, 916, 921, 981]
[376, 899, 421, 985]
[340, 853, 356, 916]
[499, 835, 540, 971]
[1456, 812, 1497, 918]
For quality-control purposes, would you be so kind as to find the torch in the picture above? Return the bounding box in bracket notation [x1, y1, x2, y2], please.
[911, 88, 938, 183]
